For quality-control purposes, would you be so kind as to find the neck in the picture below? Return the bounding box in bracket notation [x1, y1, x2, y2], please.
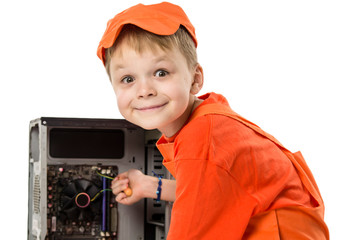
[160, 97, 203, 138]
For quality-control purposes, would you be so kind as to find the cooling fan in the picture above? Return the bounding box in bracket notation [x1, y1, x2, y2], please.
[60, 179, 102, 222]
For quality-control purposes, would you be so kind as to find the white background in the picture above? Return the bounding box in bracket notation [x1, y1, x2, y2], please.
[0, 0, 359, 239]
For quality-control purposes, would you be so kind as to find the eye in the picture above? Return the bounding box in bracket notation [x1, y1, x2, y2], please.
[154, 70, 168, 78]
[121, 76, 134, 84]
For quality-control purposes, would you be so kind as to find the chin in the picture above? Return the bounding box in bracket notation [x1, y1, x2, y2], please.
[139, 124, 158, 130]
[133, 120, 160, 130]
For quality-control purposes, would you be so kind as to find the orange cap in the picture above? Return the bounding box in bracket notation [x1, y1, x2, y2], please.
[97, 2, 197, 66]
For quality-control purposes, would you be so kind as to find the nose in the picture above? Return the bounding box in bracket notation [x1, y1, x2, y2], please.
[136, 78, 156, 99]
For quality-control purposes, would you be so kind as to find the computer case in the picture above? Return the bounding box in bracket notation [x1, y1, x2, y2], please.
[28, 117, 171, 240]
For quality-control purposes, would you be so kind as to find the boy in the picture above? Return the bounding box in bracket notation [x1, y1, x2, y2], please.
[97, 2, 329, 239]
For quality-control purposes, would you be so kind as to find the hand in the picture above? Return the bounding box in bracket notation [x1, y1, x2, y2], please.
[111, 169, 147, 205]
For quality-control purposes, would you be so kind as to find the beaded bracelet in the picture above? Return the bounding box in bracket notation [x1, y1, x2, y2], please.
[152, 171, 162, 202]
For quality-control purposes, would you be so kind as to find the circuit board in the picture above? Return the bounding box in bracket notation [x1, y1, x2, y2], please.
[46, 165, 118, 240]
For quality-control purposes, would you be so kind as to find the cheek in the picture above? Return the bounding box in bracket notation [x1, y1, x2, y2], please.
[163, 76, 192, 95]
[167, 80, 192, 103]
[113, 90, 131, 113]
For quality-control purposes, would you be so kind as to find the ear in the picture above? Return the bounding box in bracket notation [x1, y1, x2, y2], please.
[190, 64, 204, 95]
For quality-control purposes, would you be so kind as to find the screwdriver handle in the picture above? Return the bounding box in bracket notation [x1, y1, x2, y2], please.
[123, 187, 132, 197]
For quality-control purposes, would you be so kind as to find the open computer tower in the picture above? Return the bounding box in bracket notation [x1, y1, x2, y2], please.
[28, 117, 171, 240]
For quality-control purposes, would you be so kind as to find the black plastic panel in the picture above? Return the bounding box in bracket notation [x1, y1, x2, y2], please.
[50, 128, 124, 159]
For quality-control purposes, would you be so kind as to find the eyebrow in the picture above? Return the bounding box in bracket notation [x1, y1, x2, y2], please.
[111, 50, 175, 72]
[153, 54, 176, 65]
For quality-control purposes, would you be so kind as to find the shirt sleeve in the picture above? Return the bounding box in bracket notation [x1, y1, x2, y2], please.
[166, 115, 260, 239]
[167, 158, 259, 240]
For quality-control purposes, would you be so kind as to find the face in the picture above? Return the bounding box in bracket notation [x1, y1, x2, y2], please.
[109, 41, 203, 137]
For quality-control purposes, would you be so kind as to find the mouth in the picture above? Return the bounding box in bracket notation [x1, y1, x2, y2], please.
[135, 102, 168, 112]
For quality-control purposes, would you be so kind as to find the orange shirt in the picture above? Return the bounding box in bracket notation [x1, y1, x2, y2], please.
[157, 92, 329, 239]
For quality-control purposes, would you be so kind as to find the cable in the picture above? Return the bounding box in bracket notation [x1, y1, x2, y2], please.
[91, 171, 116, 202]
[96, 171, 115, 180]
[91, 189, 112, 202]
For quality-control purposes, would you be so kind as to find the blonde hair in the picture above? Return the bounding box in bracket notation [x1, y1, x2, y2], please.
[105, 24, 198, 80]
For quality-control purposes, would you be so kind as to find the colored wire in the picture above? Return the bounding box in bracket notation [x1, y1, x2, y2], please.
[96, 171, 115, 180]
[92, 170, 115, 202]
[91, 189, 112, 202]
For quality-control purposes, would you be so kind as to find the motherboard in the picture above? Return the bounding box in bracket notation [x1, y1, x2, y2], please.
[46, 165, 118, 240]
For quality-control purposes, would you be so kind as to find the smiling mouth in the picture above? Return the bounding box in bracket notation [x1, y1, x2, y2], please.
[135, 102, 168, 111]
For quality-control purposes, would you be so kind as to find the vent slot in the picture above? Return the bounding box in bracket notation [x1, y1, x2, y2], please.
[33, 175, 40, 214]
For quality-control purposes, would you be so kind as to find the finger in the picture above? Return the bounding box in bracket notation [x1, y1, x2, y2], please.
[115, 192, 127, 203]
[115, 172, 129, 181]
[112, 184, 128, 196]
[111, 178, 129, 188]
